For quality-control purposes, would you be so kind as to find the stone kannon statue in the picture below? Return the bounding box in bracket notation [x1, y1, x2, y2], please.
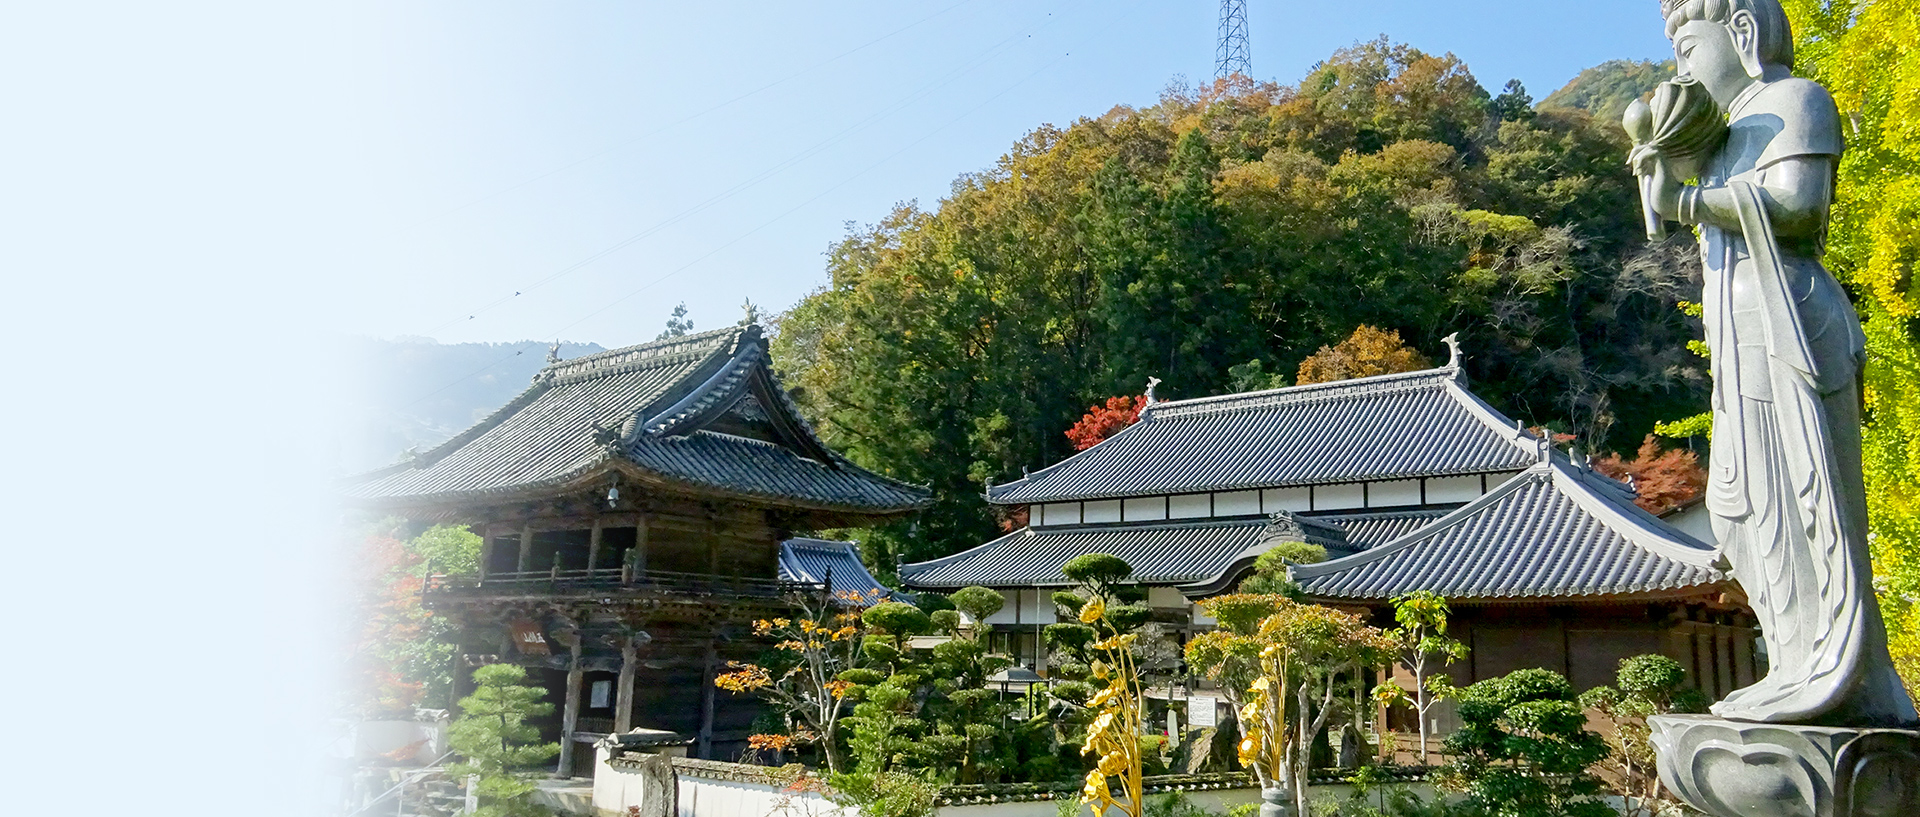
[1625, 1, 1920, 814]
[1630, 0, 1914, 730]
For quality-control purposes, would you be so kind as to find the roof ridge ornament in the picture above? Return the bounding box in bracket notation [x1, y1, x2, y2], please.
[1144, 376, 1163, 406]
[1442, 332, 1462, 370]
[545, 339, 562, 364]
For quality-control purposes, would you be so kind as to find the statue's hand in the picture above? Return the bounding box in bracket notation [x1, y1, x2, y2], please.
[1628, 143, 1663, 177]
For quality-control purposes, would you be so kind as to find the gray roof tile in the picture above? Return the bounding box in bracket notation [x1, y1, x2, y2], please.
[1290, 460, 1724, 602]
[989, 368, 1538, 504]
[343, 326, 929, 513]
[779, 538, 894, 600]
[896, 508, 1448, 590]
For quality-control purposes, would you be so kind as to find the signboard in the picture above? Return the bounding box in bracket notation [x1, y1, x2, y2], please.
[590, 680, 613, 709]
[509, 619, 551, 656]
[1188, 695, 1218, 728]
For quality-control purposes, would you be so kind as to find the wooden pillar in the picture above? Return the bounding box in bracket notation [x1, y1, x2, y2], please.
[1692, 623, 1717, 697]
[516, 524, 534, 574]
[556, 637, 584, 778]
[585, 518, 605, 574]
[615, 637, 639, 734]
[478, 524, 494, 581]
[1728, 625, 1743, 694]
[706, 512, 721, 576]
[1733, 626, 1757, 688]
[631, 513, 651, 582]
[698, 640, 718, 759]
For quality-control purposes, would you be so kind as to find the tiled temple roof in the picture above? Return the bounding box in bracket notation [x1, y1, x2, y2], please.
[778, 538, 896, 600]
[987, 367, 1539, 504]
[342, 326, 929, 516]
[1290, 459, 1724, 602]
[896, 508, 1442, 592]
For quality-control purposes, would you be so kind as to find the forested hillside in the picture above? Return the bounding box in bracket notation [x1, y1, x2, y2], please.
[772, 39, 1710, 569]
[1537, 59, 1674, 123]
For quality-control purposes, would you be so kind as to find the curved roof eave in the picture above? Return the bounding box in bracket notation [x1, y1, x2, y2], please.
[1288, 457, 1725, 601]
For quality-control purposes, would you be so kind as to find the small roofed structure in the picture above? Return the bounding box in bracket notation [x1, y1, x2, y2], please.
[342, 325, 927, 777]
[778, 538, 899, 601]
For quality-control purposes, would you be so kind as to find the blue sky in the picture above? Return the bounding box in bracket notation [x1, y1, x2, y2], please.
[329, 1, 1674, 350]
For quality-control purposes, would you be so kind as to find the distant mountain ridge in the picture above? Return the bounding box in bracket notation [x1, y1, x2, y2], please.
[1539, 59, 1676, 125]
[340, 336, 606, 474]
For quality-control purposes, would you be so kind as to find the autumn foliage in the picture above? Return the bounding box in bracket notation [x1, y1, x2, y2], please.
[1065, 395, 1147, 451]
[1296, 325, 1434, 385]
[1593, 435, 1706, 515]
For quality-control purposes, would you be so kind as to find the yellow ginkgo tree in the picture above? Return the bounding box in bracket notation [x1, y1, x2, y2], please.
[1780, 0, 1920, 708]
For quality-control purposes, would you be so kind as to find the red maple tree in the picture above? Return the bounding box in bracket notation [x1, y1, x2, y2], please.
[1066, 395, 1148, 451]
[1593, 435, 1706, 516]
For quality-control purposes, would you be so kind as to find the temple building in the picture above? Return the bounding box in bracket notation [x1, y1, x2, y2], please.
[343, 325, 928, 776]
[896, 350, 1756, 709]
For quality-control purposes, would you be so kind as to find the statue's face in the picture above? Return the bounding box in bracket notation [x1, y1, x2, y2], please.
[1672, 19, 1752, 107]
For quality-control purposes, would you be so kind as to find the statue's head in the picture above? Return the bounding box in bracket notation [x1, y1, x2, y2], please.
[1661, 0, 1793, 104]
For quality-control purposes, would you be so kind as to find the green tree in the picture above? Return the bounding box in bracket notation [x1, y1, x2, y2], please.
[657, 302, 693, 340]
[1374, 591, 1469, 765]
[347, 521, 482, 715]
[448, 663, 560, 817]
[1437, 668, 1612, 817]
[1578, 655, 1708, 817]
[1186, 595, 1394, 817]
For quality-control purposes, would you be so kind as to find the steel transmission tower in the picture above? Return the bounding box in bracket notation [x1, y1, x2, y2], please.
[1215, 0, 1250, 80]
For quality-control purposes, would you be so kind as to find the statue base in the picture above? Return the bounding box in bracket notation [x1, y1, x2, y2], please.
[1650, 714, 1920, 817]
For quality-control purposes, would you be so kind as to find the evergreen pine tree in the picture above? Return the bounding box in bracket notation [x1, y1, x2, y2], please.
[449, 664, 560, 817]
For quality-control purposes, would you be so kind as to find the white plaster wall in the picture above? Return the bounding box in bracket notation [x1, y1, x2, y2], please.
[1191, 601, 1217, 626]
[1083, 500, 1122, 523]
[1040, 503, 1080, 527]
[1367, 479, 1421, 508]
[1025, 589, 1057, 624]
[1147, 586, 1187, 610]
[1315, 483, 1365, 510]
[984, 589, 1054, 626]
[1424, 474, 1482, 503]
[1485, 471, 1518, 489]
[1664, 502, 1716, 545]
[1213, 490, 1260, 516]
[676, 776, 846, 817]
[1262, 487, 1311, 511]
[1123, 496, 1167, 521]
[1168, 494, 1210, 519]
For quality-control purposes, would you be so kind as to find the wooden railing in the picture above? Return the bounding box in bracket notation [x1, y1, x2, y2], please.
[422, 567, 821, 601]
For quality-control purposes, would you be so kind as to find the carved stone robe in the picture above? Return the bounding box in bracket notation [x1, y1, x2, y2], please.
[1698, 77, 1916, 726]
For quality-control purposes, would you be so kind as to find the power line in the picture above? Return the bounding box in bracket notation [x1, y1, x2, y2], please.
[1216, 0, 1249, 80]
